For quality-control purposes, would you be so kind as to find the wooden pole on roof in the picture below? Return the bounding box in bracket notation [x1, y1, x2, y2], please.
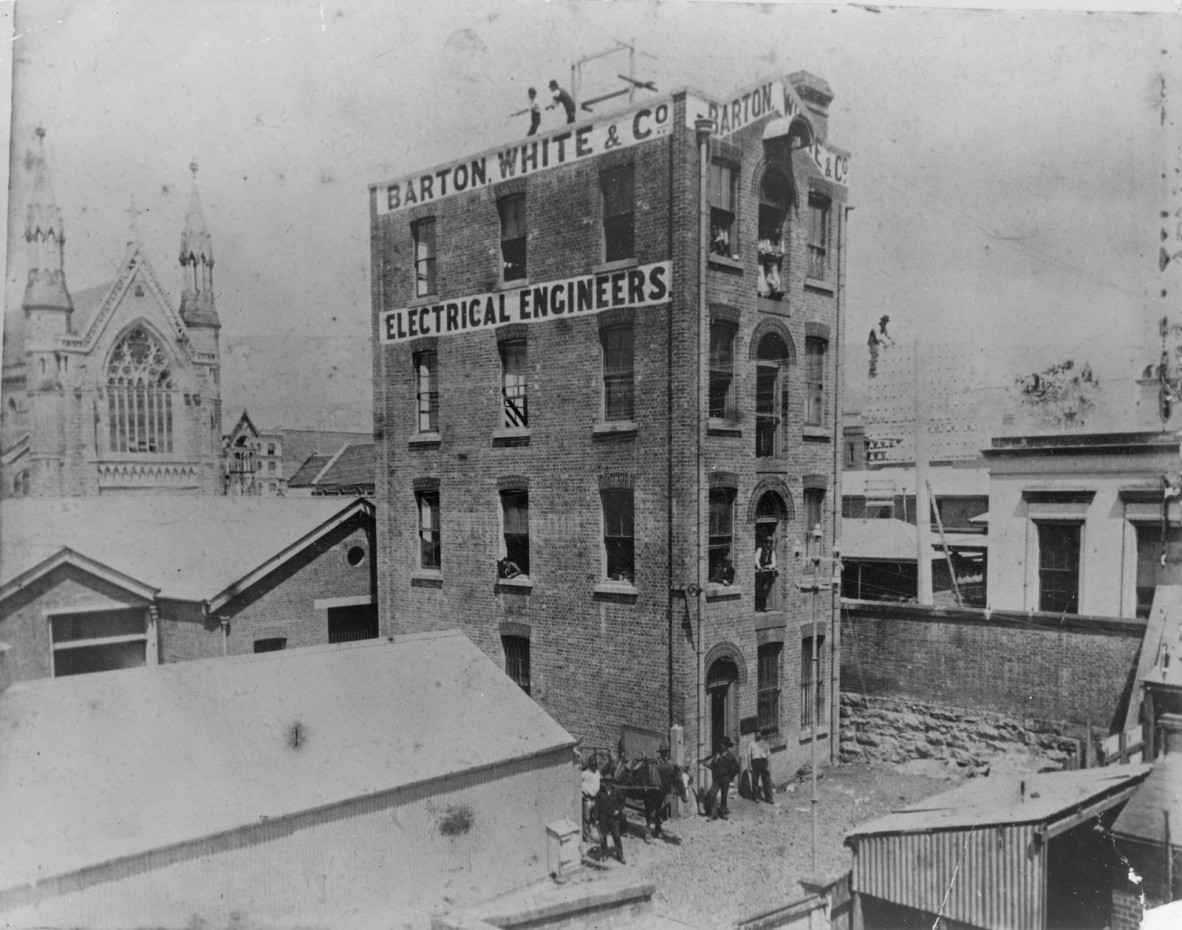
[928, 479, 962, 607]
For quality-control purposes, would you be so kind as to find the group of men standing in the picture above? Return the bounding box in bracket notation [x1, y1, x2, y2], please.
[514, 80, 577, 136]
[580, 731, 776, 865]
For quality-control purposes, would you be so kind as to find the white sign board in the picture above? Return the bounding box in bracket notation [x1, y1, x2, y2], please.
[380, 262, 671, 344]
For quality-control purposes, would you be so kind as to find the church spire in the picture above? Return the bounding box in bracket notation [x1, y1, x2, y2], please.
[179, 161, 219, 329]
[22, 127, 73, 315]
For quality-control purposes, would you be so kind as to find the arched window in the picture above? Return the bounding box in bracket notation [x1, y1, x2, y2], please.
[757, 170, 791, 298]
[755, 492, 786, 611]
[755, 333, 790, 458]
[107, 327, 173, 454]
[14, 470, 30, 496]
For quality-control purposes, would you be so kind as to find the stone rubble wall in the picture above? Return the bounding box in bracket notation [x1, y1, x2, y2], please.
[839, 692, 1089, 775]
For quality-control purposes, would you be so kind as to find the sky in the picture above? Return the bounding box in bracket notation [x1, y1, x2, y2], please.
[3, 0, 1179, 432]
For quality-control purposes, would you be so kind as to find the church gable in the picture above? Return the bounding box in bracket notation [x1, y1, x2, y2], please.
[68, 247, 195, 364]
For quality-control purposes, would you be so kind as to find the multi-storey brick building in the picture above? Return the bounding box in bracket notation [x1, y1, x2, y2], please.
[369, 72, 851, 783]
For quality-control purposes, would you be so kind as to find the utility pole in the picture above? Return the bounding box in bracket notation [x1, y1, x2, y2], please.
[914, 338, 933, 605]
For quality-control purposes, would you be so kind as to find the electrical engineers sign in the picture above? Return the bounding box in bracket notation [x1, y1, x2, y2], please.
[374, 100, 674, 216]
[380, 262, 671, 344]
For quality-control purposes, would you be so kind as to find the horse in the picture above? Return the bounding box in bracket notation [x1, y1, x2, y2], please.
[611, 755, 689, 841]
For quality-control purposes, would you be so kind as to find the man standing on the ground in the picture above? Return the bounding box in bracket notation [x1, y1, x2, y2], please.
[702, 737, 739, 820]
[597, 780, 626, 864]
[547, 79, 576, 124]
[581, 756, 601, 841]
[748, 729, 774, 803]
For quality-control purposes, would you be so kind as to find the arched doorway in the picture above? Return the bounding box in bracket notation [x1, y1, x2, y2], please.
[706, 656, 739, 752]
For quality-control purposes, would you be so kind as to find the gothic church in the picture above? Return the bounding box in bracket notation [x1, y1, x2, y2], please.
[1, 129, 223, 496]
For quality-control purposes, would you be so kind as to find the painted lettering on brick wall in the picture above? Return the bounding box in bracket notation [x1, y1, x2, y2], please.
[375, 103, 672, 216]
[684, 77, 850, 186]
[380, 262, 672, 343]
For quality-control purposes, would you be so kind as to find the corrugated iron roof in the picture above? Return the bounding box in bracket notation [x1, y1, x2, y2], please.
[847, 766, 1152, 838]
[287, 453, 332, 487]
[842, 465, 990, 498]
[314, 442, 374, 489]
[0, 631, 574, 889]
[841, 518, 989, 561]
[848, 766, 1154, 840]
[1112, 755, 1182, 845]
[0, 497, 364, 601]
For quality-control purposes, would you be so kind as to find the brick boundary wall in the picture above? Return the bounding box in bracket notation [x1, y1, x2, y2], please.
[839, 600, 1146, 770]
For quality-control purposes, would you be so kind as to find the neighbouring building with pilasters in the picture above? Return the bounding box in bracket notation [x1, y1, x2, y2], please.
[369, 72, 851, 785]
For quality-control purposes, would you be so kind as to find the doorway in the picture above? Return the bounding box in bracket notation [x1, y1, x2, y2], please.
[707, 657, 739, 751]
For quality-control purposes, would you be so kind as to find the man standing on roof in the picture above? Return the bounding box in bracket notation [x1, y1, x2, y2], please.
[547, 80, 576, 124]
[512, 87, 542, 136]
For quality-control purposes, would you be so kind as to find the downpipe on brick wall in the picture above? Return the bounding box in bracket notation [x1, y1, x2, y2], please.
[695, 116, 715, 794]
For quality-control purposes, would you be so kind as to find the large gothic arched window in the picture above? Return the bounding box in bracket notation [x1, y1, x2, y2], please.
[107, 326, 173, 454]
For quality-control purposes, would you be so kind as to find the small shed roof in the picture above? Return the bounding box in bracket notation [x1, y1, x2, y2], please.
[314, 442, 375, 490]
[842, 466, 990, 498]
[847, 765, 1152, 839]
[841, 518, 988, 561]
[0, 497, 367, 602]
[1112, 755, 1182, 845]
[0, 631, 574, 889]
[288, 453, 332, 487]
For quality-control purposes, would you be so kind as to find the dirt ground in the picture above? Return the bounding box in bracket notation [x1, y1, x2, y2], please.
[565, 760, 964, 928]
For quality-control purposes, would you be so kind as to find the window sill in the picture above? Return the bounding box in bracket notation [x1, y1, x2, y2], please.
[756, 294, 788, 314]
[593, 420, 638, 439]
[498, 277, 528, 290]
[411, 570, 443, 589]
[802, 427, 831, 442]
[708, 254, 744, 272]
[409, 432, 442, 450]
[593, 580, 638, 603]
[799, 727, 830, 745]
[707, 419, 742, 438]
[593, 258, 638, 274]
[706, 585, 741, 603]
[409, 293, 440, 307]
[754, 609, 786, 630]
[755, 458, 789, 474]
[804, 277, 834, 295]
[492, 426, 531, 447]
[496, 576, 534, 593]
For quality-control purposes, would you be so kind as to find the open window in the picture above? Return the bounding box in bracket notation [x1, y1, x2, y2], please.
[758, 170, 791, 298]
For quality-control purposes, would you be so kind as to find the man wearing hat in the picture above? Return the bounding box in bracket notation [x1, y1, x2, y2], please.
[700, 737, 740, 820]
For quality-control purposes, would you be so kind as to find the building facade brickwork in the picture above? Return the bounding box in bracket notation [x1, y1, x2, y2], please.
[0, 500, 376, 689]
[369, 74, 850, 782]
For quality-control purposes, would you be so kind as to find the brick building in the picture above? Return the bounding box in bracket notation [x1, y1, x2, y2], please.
[369, 73, 850, 782]
[1, 131, 223, 497]
[0, 496, 376, 688]
[220, 411, 373, 497]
